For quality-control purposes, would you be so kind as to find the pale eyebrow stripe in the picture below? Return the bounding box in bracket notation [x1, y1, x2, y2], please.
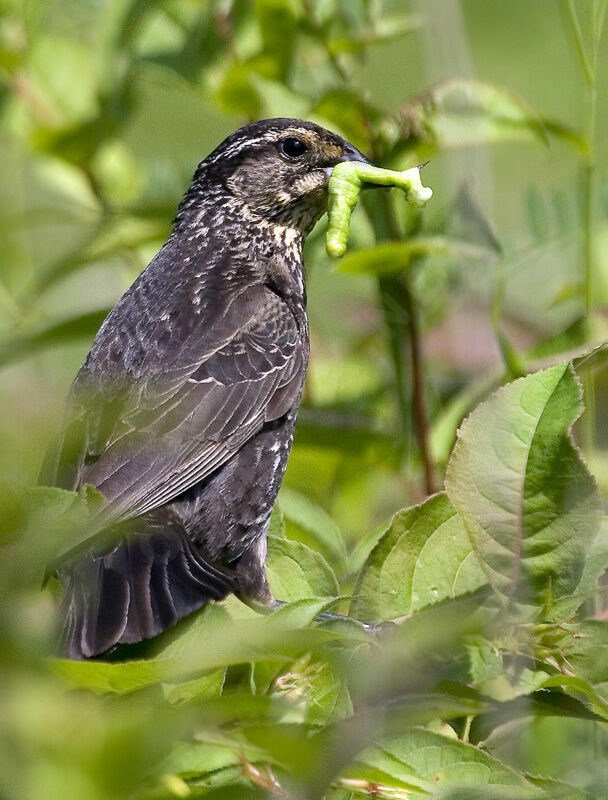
[204, 128, 319, 166]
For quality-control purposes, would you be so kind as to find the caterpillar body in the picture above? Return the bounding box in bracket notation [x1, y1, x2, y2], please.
[326, 162, 433, 258]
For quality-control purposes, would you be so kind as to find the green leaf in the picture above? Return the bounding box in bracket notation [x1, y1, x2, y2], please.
[523, 776, 588, 800]
[0, 308, 111, 368]
[551, 519, 608, 617]
[51, 655, 173, 695]
[215, 63, 262, 119]
[51, 599, 337, 695]
[269, 656, 353, 726]
[266, 534, 339, 601]
[278, 486, 347, 567]
[313, 89, 379, 152]
[17, 485, 105, 583]
[400, 80, 549, 153]
[445, 363, 602, 611]
[328, 12, 423, 53]
[161, 669, 226, 705]
[538, 675, 608, 722]
[351, 493, 487, 623]
[569, 620, 608, 687]
[254, 0, 299, 80]
[337, 237, 492, 276]
[35, 216, 168, 295]
[342, 728, 546, 797]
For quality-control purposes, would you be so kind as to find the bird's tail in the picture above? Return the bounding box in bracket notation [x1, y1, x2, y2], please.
[59, 516, 236, 659]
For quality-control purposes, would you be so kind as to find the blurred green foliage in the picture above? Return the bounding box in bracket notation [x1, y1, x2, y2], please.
[2, 0, 608, 798]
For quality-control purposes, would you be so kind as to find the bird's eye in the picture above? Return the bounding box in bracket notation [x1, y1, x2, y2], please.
[280, 137, 308, 158]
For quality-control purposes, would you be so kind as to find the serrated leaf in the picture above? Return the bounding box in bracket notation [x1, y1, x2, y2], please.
[342, 728, 546, 797]
[445, 364, 602, 611]
[539, 675, 608, 721]
[351, 493, 486, 623]
[552, 519, 608, 617]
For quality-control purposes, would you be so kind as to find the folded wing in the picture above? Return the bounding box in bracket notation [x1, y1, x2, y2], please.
[43, 283, 305, 524]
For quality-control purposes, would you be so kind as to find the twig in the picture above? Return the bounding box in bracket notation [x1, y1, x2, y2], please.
[379, 192, 437, 496]
[401, 280, 436, 495]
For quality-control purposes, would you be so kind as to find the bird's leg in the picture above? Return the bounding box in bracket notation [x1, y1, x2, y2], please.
[243, 597, 392, 637]
[236, 540, 393, 634]
[314, 610, 395, 636]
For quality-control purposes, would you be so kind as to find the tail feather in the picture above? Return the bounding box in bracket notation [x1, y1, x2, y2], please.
[60, 521, 236, 659]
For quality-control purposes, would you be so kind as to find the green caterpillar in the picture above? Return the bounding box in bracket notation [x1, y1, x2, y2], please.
[326, 162, 433, 258]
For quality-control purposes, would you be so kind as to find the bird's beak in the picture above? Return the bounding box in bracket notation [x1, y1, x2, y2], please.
[339, 141, 376, 167]
[337, 142, 379, 190]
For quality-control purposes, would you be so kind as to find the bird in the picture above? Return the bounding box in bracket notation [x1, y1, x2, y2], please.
[40, 118, 371, 659]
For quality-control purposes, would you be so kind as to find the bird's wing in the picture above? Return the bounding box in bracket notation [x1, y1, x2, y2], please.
[44, 283, 305, 522]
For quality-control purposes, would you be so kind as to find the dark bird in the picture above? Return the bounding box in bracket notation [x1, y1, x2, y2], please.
[41, 118, 371, 659]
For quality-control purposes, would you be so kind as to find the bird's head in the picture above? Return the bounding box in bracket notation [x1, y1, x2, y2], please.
[180, 118, 372, 235]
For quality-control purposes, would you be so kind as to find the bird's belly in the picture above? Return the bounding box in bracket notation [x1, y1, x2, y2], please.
[169, 411, 297, 564]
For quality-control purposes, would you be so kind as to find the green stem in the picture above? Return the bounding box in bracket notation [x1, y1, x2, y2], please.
[364, 192, 437, 496]
[565, 0, 594, 86]
[564, 0, 605, 456]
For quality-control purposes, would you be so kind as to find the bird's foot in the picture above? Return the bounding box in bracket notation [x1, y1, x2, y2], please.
[244, 598, 394, 637]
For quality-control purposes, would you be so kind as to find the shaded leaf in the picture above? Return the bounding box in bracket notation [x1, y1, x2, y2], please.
[551, 519, 608, 618]
[266, 534, 340, 601]
[278, 486, 347, 567]
[328, 13, 423, 53]
[337, 237, 493, 276]
[569, 620, 608, 687]
[0, 308, 111, 368]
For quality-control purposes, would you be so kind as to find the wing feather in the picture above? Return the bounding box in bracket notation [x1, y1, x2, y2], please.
[46, 283, 305, 522]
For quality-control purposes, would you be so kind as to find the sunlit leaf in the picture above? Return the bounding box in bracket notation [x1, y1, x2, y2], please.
[161, 669, 226, 705]
[342, 728, 546, 797]
[51, 599, 340, 694]
[352, 493, 487, 623]
[400, 80, 549, 154]
[446, 363, 602, 611]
